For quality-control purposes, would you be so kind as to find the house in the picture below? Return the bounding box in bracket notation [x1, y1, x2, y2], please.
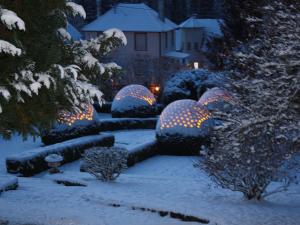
[82, 3, 178, 60]
[81, 3, 183, 87]
[67, 23, 82, 41]
[178, 16, 223, 62]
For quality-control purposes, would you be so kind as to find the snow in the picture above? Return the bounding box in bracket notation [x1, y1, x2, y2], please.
[0, 9, 25, 31]
[103, 129, 155, 151]
[44, 154, 63, 163]
[66, 2, 86, 19]
[0, 40, 22, 56]
[104, 28, 127, 46]
[0, 175, 18, 192]
[82, 3, 177, 32]
[57, 28, 71, 40]
[0, 135, 42, 174]
[0, 132, 299, 225]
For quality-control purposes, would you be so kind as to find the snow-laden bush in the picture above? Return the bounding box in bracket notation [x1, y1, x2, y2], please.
[83, 147, 128, 181]
[162, 69, 227, 105]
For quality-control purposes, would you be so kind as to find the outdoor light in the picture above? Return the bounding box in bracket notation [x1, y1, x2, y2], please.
[111, 84, 157, 117]
[58, 104, 94, 126]
[154, 86, 160, 92]
[194, 62, 199, 69]
[198, 87, 233, 106]
[156, 99, 212, 155]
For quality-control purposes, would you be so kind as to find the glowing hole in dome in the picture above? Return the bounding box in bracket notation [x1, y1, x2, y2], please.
[58, 104, 94, 126]
[198, 87, 233, 106]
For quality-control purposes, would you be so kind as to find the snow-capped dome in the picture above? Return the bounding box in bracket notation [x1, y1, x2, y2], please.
[112, 84, 157, 118]
[156, 99, 212, 155]
[198, 87, 233, 111]
[45, 154, 63, 163]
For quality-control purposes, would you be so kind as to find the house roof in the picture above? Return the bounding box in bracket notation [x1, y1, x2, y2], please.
[67, 23, 82, 41]
[82, 3, 177, 32]
[179, 18, 223, 37]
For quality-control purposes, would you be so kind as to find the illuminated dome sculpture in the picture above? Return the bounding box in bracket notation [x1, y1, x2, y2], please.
[156, 99, 212, 155]
[58, 104, 96, 126]
[112, 84, 157, 118]
[198, 87, 234, 111]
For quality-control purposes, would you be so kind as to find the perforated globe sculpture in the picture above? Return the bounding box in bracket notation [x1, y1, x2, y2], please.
[58, 104, 96, 126]
[112, 84, 157, 118]
[156, 99, 212, 155]
[198, 87, 234, 111]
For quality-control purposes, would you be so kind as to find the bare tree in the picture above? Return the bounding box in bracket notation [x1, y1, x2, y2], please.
[201, 1, 300, 200]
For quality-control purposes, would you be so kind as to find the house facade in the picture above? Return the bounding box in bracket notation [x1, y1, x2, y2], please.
[82, 3, 183, 87]
[178, 17, 223, 63]
[82, 3, 177, 60]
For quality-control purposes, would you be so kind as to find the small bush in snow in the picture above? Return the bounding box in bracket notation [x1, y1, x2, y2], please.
[83, 147, 128, 181]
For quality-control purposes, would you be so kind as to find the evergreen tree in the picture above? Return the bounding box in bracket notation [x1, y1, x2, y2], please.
[0, 0, 126, 138]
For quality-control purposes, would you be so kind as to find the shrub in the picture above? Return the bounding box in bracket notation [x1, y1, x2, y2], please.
[83, 147, 128, 181]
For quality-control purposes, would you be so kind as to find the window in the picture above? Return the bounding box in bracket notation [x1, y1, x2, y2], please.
[187, 42, 191, 51]
[135, 33, 147, 51]
[165, 33, 168, 49]
[194, 42, 199, 51]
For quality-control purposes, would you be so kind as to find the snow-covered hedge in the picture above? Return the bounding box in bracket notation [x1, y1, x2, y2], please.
[42, 117, 157, 145]
[127, 140, 158, 167]
[41, 123, 100, 145]
[96, 118, 158, 131]
[0, 175, 18, 193]
[6, 134, 114, 176]
[162, 69, 227, 105]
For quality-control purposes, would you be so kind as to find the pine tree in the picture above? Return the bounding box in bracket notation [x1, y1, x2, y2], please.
[0, 0, 126, 138]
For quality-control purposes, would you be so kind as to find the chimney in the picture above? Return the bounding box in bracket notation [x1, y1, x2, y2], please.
[96, 0, 102, 17]
[158, 0, 165, 22]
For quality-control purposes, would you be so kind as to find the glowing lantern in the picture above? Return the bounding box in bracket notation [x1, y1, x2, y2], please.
[112, 84, 157, 118]
[198, 87, 234, 111]
[58, 104, 95, 126]
[194, 62, 199, 69]
[156, 99, 212, 155]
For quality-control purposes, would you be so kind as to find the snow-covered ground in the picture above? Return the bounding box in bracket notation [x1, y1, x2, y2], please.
[0, 133, 300, 225]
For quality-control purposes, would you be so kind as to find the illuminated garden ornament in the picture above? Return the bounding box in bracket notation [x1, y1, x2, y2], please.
[58, 104, 96, 126]
[112, 84, 157, 118]
[156, 99, 212, 155]
[198, 87, 234, 111]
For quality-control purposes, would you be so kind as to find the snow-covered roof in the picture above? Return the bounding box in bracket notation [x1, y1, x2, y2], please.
[82, 3, 177, 32]
[179, 18, 223, 37]
[164, 51, 189, 59]
[67, 23, 82, 41]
